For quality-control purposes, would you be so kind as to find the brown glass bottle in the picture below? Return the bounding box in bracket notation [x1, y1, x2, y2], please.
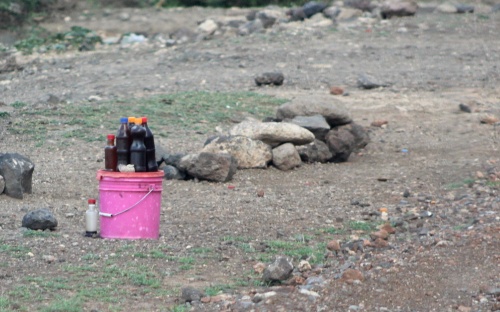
[116, 117, 130, 168]
[104, 134, 117, 172]
[142, 117, 158, 172]
[129, 118, 147, 172]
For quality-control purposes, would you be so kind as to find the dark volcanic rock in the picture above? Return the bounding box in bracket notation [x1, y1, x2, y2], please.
[22, 208, 58, 230]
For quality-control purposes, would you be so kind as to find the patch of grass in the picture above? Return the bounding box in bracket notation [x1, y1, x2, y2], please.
[133, 252, 148, 258]
[8, 91, 287, 144]
[237, 242, 255, 253]
[485, 181, 500, 188]
[221, 235, 250, 242]
[14, 25, 102, 54]
[171, 304, 188, 312]
[9, 285, 42, 300]
[40, 295, 82, 312]
[204, 284, 231, 296]
[0, 244, 31, 258]
[81, 253, 100, 261]
[0, 112, 10, 118]
[346, 220, 375, 232]
[129, 272, 161, 288]
[0, 296, 11, 309]
[189, 247, 212, 254]
[445, 178, 475, 189]
[22, 229, 59, 237]
[11, 101, 28, 109]
[317, 226, 344, 235]
[263, 239, 325, 264]
[150, 249, 168, 259]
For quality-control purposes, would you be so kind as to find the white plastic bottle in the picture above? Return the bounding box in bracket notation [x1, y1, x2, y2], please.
[380, 207, 389, 221]
[85, 198, 98, 237]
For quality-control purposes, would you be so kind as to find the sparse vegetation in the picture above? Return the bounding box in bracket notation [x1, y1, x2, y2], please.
[7, 91, 287, 144]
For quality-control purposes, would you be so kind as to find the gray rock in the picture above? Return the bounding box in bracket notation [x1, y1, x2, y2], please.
[336, 7, 363, 21]
[162, 153, 187, 168]
[302, 1, 328, 18]
[459, 103, 472, 113]
[263, 256, 294, 282]
[255, 71, 284, 86]
[0, 153, 35, 199]
[343, 123, 370, 151]
[435, 2, 458, 13]
[179, 153, 237, 182]
[22, 208, 58, 230]
[287, 115, 330, 141]
[197, 19, 218, 35]
[276, 99, 352, 127]
[286, 7, 307, 21]
[272, 143, 302, 171]
[0, 175, 4, 194]
[492, 3, 500, 13]
[0, 56, 22, 73]
[155, 145, 168, 166]
[380, 0, 418, 19]
[202, 135, 272, 169]
[181, 286, 203, 303]
[296, 139, 333, 163]
[256, 9, 282, 28]
[324, 127, 356, 162]
[230, 119, 315, 147]
[323, 6, 341, 20]
[357, 73, 390, 89]
[39, 93, 61, 105]
[163, 165, 186, 180]
[456, 4, 474, 13]
[238, 19, 264, 36]
[344, 0, 375, 11]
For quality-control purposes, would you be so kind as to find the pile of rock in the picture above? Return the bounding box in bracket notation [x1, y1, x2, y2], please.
[158, 98, 369, 182]
[189, 0, 479, 42]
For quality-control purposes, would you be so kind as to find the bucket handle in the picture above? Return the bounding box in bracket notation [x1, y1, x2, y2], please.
[99, 184, 156, 218]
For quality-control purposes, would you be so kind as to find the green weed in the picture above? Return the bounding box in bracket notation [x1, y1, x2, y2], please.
[346, 220, 375, 232]
[14, 25, 102, 54]
[81, 253, 100, 261]
[445, 178, 475, 189]
[40, 295, 82, 312]
[22, 229, 59, 237]
[10, 101, 27, 109]
[171, 304, 188, 312]
[204, 284, 231, 296]
[189, 247, 212, 254]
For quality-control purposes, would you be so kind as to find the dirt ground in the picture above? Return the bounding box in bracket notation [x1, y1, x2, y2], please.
[0, 2, 499, 312]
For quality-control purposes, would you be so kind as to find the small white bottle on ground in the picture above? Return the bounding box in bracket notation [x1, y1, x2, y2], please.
[85, 198, 98, 237]
[380, 207, 389, 221]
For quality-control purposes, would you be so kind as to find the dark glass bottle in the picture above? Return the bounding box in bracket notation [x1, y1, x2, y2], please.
[116, 117, 130, 168]
[142, 117, 158, 172]
[104, 134, 117, 172]
[129, 118, 147, 172]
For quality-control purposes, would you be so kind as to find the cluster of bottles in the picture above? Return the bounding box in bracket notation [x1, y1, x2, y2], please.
[104, 117, 159, 172]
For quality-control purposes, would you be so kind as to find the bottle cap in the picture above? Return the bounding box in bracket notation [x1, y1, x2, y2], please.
[142, 117, 147, 123]
[88, 198, 96, 204]
[107, 134, 115, 140]
[379, 207, 388, 213]
[120, 117, 128, 123]
[128, 117, 135, 123]
[135, 117, 143, 125]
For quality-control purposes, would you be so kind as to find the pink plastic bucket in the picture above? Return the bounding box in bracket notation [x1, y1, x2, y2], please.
[96, 170, 163, 239]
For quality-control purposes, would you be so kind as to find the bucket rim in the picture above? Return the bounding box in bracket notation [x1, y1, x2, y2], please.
[97, 170, 164, 180]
